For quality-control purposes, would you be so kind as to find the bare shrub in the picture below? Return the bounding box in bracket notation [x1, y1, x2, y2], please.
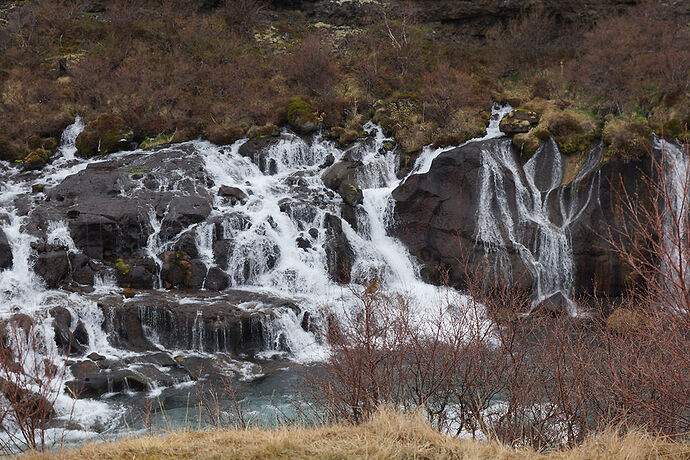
[283, 33, 336, 97]
[0, 321, 70, 454]
[194, 376, 250, 429]
[222, 0, 266, 32]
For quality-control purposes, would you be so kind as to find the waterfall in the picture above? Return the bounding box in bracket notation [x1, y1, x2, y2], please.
[474, 138, 601, 314]
[658, 138, 690, 311]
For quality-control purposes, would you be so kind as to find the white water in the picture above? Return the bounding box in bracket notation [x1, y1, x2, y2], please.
[0, 104, 578, 442]
[658, 137, 690, 312]
[475, 137, 601, 314]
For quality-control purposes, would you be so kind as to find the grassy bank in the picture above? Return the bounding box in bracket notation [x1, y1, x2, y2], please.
[20, 410, 690, 460]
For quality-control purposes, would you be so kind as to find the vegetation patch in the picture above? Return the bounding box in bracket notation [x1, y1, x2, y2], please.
[287, 97, 319, 134]
[75, 113, 133, 158]
[603, 116, 652, 162]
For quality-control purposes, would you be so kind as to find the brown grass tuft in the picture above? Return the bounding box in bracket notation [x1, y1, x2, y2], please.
[19, 409, 690, 460]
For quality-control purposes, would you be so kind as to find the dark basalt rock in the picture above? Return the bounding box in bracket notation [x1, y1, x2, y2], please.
[323, 213, 354, 284]
[321, 160, 362, 191]
[96, 290, 298, 355]
[0, 229, 12, 270]
[35, 248, 70, 288]
[392, 138, 533, 289]
[159, 196, 212, 241]
[65, 369, 150, 398]
[204, 267, 230, 291]
[218, 185, 248, 205]
[50, 307, 89, 356]
[533, 292, 571, 316]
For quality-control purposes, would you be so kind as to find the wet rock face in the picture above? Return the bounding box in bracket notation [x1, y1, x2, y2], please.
[323, 213, 354, 283]
[97, 290, 301, 355]
[392, 135, 654, 297]
[392, 139, 530, 288]
[0, 229, 13, 270]
[34, 247, 70, 288]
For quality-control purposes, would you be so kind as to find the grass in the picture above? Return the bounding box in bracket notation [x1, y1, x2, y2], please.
[20, 409, 690, 460]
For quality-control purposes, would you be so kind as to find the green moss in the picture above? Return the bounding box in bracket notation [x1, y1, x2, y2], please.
[140, 132, 174, 150]
[75, 113, 132, 158]
[286, 97, 318, 133]
[22, 148, 52, 171]
[115, 258, 131, 276]
[542, 109, 598, 155]
[603, 117, 652, 162]
[513, 131, 540, 160]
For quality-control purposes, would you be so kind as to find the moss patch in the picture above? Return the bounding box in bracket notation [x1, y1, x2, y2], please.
[603, 116, 651, 162]
[22, 148, 52, 171]
[140, 132, 175, 150]
[287, 97, 319, 134]
[114, 258, 131, 276]
[75, 113, 133, 158]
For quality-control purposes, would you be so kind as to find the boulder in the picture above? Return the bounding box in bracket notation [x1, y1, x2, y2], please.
[533, 292, 571, 316]
[22, 148, 52, 171]
[218, 185, 248, 205]
[160, 196, 212, 241]
[0, 229, 12, 270]
[160, 251, 193, 288]
[321, 160, 362, 191]
[338, 182, 363, 206]
[286, 97, 318, 134]
[50, 307, 88, 356]
[116, 259, 155, 289]
[205, 266, 229, 291]
[35, 249, 70, 288]
[499, 109, 539, 134]
[323, 213, 354, 283]
[75, 113, 134, 158]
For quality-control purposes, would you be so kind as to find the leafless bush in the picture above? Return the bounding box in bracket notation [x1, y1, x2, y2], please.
[194, 376, 249, 429]
[222, 0, 266, 32]
[0, 321, 70, 454]
[283, 33, 336, 97]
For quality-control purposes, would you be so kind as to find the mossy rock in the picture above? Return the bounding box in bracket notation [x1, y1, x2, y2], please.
[543, 109, 598, 155]
[513, 131, 540, 160]
[140, 132, 175, 150]
[247, 124, 279, 139]
[204, 122, 245, 145]
[287, 97, 319, 134]
[75, 113, 133, 158]
[22, 148, 52, 171]
[330, 126, 360, 147]
[649, 105, 688, 142]
[603, 117, 651, 162]
[499, 109, 539, 134]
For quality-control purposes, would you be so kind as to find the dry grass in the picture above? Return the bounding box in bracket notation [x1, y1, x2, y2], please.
[20, 409, 690, 460]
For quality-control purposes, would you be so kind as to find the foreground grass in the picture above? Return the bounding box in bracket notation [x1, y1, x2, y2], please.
[21, 410, 690, 460]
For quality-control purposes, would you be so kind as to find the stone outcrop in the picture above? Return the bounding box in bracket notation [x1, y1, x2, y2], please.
[0, 229, 12, 270]
[97, 290, 303, 355]
[392, 136, 654, 297]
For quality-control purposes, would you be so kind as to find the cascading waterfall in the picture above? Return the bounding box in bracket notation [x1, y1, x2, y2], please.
[657, 137, 690, 311]
[0, 103, 573, 441]
[474, 137, 601, 314]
